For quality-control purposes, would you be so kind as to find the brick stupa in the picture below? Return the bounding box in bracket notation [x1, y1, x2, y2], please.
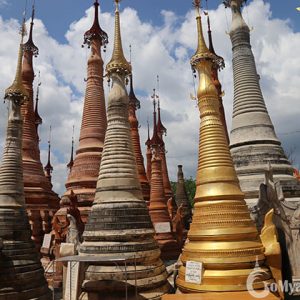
[79, 1, 170, 298]
[145, 121, 152, 183]
[0, 21, 51, 299]
[21, 6, 59, 250]
[156, 99, 173, 201]
[128, 73, 150, 202]
[64, 0, 108, 223]
[148, 99, 180, 260]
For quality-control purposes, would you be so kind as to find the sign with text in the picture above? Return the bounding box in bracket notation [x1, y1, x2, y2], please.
[40, 233, 52, 255]
[185, 261, 203, 284]
[154, 222, 171, 233]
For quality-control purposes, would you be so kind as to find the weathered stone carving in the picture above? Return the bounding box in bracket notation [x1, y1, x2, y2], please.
[251, 165, 300, 296]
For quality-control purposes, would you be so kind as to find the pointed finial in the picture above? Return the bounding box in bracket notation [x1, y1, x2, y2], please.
[44, 125, 53, 179]
[67, 125, 75, 170]
[115, 0, 120, 12]
[205, 12, 225, 69]
[34, 71, 42, 127]
[129, 44, 132, 64]
[145, 118, 151, 147]
[106, 0, 131, 78]
[83, 0, 108, 47]
[23, 0, 39, 56]
[190, 0, 224, 70]
[128, 73, 140, 110]
[156, 76, 167, 137]
[4, 16, 29, 103]
[150, 89, 164, 147]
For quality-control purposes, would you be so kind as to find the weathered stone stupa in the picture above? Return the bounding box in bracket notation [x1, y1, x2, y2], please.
[21, 6, 59, 250]
[64, 0, 108, 222]
[79, 1, 170, 299]
[176, 1, 280, 293]
[128, 73, 150, 202]
[225, 0, 300, 200]
[148, 100, 180, 260]
[175, 165, 192, 230]
[0, 21, 51, 299]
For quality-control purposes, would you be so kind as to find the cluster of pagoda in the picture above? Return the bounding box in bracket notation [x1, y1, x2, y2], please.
[0, 0, 299, 299]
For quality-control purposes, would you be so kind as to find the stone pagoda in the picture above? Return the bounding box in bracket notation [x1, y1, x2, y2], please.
[128, 73, 150, 202]
[64, 0, 108, 223]
[21, 5, 59, 250]
[175, 165, 192, 230]
[176, 1, 281, 295]
[225, 0, 300, 201]
[148, 99, 180, 260]
[79, 1, 170, 298]
[0, 20, 51, 299]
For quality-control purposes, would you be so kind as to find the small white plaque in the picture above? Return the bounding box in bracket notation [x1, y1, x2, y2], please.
[41, 233, 52, 251]
[154, 222, 171, 233]
[185, 261, 203, 284]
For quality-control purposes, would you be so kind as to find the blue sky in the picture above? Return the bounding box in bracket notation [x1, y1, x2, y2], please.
[1, 0, 300, 43]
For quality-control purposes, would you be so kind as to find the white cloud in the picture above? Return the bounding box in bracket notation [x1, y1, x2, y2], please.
[0, 0, 300, 197]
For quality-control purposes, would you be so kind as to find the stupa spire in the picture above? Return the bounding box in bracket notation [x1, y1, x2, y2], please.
[156, 76, 167, 138]
[21, 3, 59, 250]
[23, 2, 38, 57]
[128, 69, 150, 202]
[150, 89, 163, 147]
[67, 125, 75, 171]
[106, 0, 131, 78]
[224, 0, 299, 198]
[44, 126, 53, 184]
[64, 0, 108, 222]
[0, 19, 51, 298]
[176, 2, 279, 293]
[34, 73, 42, 140]
[78, 2, 170, 297]
[152, 82, 173, 201]
[145, 119, 152, 182]
[5, 22, 28, 101]
[83, 0, 108, 47]
[205, 12, 229, 143]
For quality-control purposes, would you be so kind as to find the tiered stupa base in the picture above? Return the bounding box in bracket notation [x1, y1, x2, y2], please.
[79, 201, 172, 299]
[0, 208, 51, 299]
[231, 143, 300, 200]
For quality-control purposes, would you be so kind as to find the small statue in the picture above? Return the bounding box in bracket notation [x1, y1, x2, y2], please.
[66, 214, 81, 253]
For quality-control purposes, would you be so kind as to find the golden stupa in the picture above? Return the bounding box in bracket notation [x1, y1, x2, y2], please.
[176, 0, 282, 295]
